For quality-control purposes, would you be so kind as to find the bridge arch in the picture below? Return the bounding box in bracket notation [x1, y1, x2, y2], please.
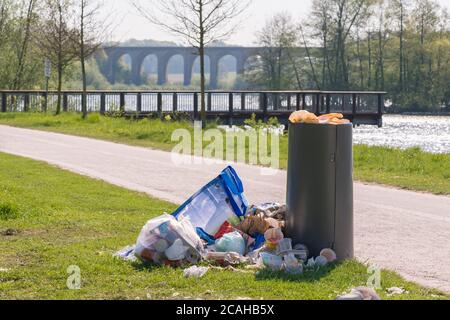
[165, 54, 184, 85]
[191, 55, 211, 87]
[109, 53, 133, 85]
[101, 46, 315, 88]
[139, 54, 158, 86]
[209, 50, 249, 89]
[216, 55, 238, 89]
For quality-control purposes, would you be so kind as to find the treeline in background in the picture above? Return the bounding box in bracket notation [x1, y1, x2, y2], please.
[0, 0, 449, 113]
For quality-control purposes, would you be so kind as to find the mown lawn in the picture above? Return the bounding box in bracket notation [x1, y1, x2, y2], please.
[0, 112, 448, 195]
[0, 152, 447, 300]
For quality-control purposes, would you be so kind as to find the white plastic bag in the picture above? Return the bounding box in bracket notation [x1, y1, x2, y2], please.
[183, 266, 209, 279]
[135, 214, 204, 265]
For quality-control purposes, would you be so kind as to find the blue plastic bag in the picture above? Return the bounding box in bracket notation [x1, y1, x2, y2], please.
[173, 166, 248, 237]
[215, 232, 246, 256]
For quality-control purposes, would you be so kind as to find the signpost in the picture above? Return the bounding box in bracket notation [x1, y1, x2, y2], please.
[44, 58, 51, 112]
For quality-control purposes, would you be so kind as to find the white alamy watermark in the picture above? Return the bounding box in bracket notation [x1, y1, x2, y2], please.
[171, 121, 280, 176]
[367, 265, 382, 290]
[66, 265, 81, 290]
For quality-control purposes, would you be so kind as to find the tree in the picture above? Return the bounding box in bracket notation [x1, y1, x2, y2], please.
[0, 0, 43, 91]
[308, 0, 333, 88]
[12, 0, 36, 90]
[246, 12, 320, 90]
[308, 0, 375, 89]
[132, 0, 251, 125]
[374, 0, 389, 91]
[37, 0, 78, 114]
[248, 13, 300, 90]
[0, 0, 13, 89]
[388, 0, 409, 91]
[410, 0, 439, 99]
[74, 0, 105, 119]
[0, 1, 10, 47]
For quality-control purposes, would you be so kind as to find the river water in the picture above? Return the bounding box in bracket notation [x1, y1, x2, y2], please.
[353, 115, 450, 154]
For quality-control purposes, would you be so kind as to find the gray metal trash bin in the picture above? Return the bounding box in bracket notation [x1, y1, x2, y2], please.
[285, 123, 354, 261]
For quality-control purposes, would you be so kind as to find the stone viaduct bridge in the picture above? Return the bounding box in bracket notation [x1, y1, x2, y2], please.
[101, 46, 312, 89]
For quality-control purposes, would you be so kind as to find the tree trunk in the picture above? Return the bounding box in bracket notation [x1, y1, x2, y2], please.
[199, 44, 206, 124]
[367, 31, 372, 89]
[287, 50, 303, 90]
[300, 26, 319, 89]
[81, 55, 87, 119]
[399, 3, 404, 91]
[376, 29, 385, 91]
[80, 1, 87, 119]
[56, 64, 63, 115]
[321, 18, 329, 88]
[277, 47, 282, 89]
[12, 0, 34, 90]
[357, 32, 364, 88]
[199, 1, 206, 126]
[56, 3, 63, 115]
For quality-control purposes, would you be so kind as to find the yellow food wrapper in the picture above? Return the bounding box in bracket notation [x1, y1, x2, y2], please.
[289, 111, 319, 124]
[290, 111, 350, 125]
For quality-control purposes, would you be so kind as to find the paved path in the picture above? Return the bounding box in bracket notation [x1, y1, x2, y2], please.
[0, 125, 449, 293]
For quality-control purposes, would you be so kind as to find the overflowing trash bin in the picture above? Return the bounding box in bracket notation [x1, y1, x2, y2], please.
[286, 111, 354, 260]
[117, 112, 354, 274]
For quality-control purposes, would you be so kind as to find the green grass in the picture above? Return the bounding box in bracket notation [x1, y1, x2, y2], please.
[0, 152, 447, 300]
[0, 112, 448, 195]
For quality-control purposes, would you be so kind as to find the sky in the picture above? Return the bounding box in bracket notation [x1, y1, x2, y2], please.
[105, 0, 450, 46]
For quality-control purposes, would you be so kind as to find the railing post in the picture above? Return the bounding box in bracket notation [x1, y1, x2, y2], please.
[157, 92, 163, 117]
[287, 94, 292, 110]
[173, 93, 178, 112]
[1, 92, 6, 112]
[302, 94, 306, 110]
[296, 93, 301, 111]
[63, 93, 68, 112]
[207, 92, 212, 112]
[228, 92, 234, 127]
[259, 93, 264, 112]
[378, 94, 383, 116]
[352, 93, 357, 119]
[274, 93, 279, 111]
[119, 93, 125, 112]
[241, 92, 245, 111]
[378, 93, 384, 128]
[136, 93, 142, 114]
[326, 94, 331, 114]
[42, 92, 47, 112]
[193, 93, 198, 120]
[262, 92, 268, 122]
[315, 93, 320, 114]
[24, 94, 30, 112]
[100, 93, 106, 115]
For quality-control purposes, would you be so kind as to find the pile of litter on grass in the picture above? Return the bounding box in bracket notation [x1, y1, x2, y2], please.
[115, 166, 337, 277]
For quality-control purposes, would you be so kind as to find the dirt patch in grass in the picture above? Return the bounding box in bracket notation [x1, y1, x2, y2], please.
[0, 229, 21, 237]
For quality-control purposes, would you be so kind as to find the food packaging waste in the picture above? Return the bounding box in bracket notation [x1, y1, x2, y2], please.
[284, 254, 303, 275]
[135, 214, 204, 265]
[165, 239, 188, 261]
[276, 238, 293, 255]
[183, 266, 209, 279]
[173, 166, 248, 236]
[289, 111, 351, 125]
[215, 231, 246, 256]
[260, 253, 283, 271]
[320, 248, 337, 263]
[264, 228, 284, 248]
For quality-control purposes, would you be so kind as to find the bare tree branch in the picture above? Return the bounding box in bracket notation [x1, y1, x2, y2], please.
[131, 0, 251, 124]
